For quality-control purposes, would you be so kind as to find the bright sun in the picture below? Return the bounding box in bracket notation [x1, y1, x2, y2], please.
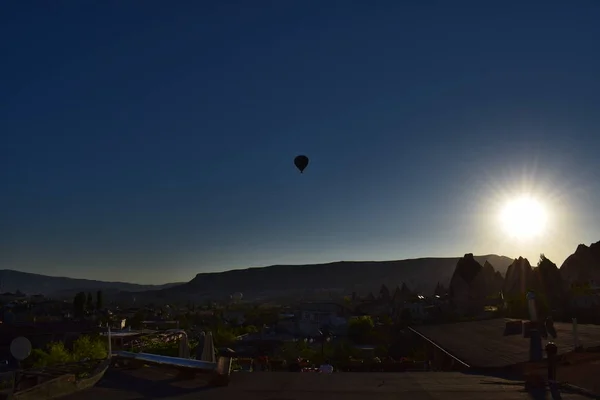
[500, 196, 548, 240]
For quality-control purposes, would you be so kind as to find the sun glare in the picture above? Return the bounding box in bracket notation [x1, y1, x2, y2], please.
[500, 196, 548, 240]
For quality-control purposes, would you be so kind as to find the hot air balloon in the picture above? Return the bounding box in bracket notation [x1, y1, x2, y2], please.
[231, 292, 243, 301]
[294, 155, 309, 173]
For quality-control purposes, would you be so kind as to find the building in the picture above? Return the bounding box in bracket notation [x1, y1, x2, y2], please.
[295, 302, 351, 337]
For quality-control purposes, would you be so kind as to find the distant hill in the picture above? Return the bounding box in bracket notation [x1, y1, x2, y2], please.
[3, 255, 515, 302]
[141, 254, 514, 302]
[0, 269, 183, 298]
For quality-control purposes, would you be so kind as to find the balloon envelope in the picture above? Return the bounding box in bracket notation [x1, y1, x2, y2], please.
[294, 155, 309, 173]
[232, 292, 243, 300]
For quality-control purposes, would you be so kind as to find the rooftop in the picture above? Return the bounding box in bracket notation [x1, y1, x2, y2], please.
[63, 368, 590, 399]
[412, 318, 600, 368]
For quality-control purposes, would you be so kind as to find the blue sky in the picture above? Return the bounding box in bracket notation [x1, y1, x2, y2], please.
[2, 1, 600, 284]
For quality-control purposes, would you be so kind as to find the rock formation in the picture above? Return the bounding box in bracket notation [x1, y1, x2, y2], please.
[502, 257, 534, 298]
[532, 255, 567, 310]
[379, 284, 391, 300]
[560, 240, 600, 284]
[434, 282, 447, 296]
[400, 282, 411, 298]
[449, 254, 502, 315]
[482, 261, 504, 294]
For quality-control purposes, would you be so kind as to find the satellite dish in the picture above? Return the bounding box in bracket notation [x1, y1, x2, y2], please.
[10, 337, 32, 361]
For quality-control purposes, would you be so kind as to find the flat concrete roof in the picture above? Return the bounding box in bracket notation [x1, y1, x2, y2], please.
[62, 368, 589, 399]
[412, 318, 600, 368]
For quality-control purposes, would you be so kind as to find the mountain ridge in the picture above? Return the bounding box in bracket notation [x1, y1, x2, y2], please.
[0, 269, 183, 297]
[192, 255, 513, 278]
[1, 254, 515, 301]
[151, 254, 515, 301]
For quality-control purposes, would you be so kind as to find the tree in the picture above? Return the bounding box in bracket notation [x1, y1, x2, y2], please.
[213, 327, 238, 347]
[72, 335, 107, 360]
[96, 290, 103, 311]
[348, 316, 374, 344]
[280, 340, 318, 362]
[506, 294, 529, 319]
[379, 284, 390, 300]
[128, 310, 146, 330]
[245, 308, 279, 327]
[400, 308, 412, 324]
[73, 292, 86, 318]
[379, 315, 393, 326]
[39, 342, 72, 366]
[25, 336, 107, 368]
[86, 292, 94, 311]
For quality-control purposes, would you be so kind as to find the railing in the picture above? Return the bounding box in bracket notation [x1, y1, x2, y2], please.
[113, 351, 217, 371]
[408, 326, 471, 368]
[2, 359, 111, 400]
[112, 351, 232, 387]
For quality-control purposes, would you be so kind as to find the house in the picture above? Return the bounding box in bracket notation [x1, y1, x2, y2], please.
[234, 331, 296, 357]
[295, 302, 351, 337]
[0, 293, 27, 304]
[356, 300, 392, 317]
[356, 283, 414, 320]
[222, 310, 246, 325]
[571, 293, 600, 309]
[398, 295, 429, 321]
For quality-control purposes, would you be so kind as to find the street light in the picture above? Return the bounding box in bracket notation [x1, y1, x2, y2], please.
[319, 328, 332, 356]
